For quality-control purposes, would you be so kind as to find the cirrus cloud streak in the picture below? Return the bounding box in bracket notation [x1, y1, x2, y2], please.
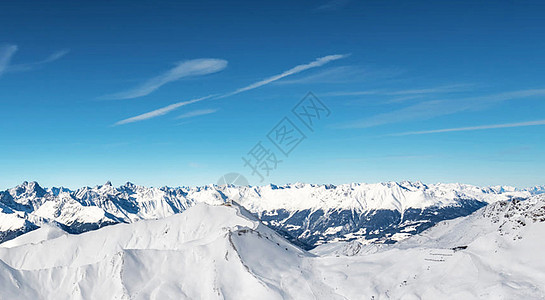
[391, 119, 545, 136]
[0, 45, 18, 76]
[104, 59, 228, 100]
[114, 95, 215, 125]
[114, 54, 348, 125]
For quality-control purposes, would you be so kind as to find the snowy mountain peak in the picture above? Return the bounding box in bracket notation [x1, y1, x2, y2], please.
[123, 182, 136, 189]
[97, 181, 115, 192]
[8, 181, 46, 199]
[48, 187, 72, 196]
[526, 185, 545, 195]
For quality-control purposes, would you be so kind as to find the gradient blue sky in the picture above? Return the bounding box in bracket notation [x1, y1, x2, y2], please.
[1, 0, 544, 189]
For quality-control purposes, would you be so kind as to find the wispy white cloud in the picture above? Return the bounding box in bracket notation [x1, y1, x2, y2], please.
[391, 119, 545, 136]
[6, 49, 70, 72]
[0, 45, 18, 77]
[176, 108, 218, 119]
[276, 65, 403, 85]
[276, 66, 356, 84]
[497, 145, 532, 157]
[114, 95, 215, 126]
[384, 95, 423, 104]
[342, 95, 424, 107]
[314, 0, 351, 11]
[188, 162, 205, 168]
[385, 85, 472, 96]
[115, 54, 348, 125]
[337, 89, 545, 129]
[218, 54, 348, 99]
[43, 49, 70, 63]
[104, 59, 228, 100]
[325, 84, 472, 97]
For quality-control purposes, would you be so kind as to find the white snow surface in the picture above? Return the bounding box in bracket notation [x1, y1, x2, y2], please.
[0, 195, 544, 299]
[0, 210, 27, 232]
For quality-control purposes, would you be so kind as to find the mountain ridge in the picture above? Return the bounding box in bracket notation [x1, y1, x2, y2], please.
[0, 180, 539, 248]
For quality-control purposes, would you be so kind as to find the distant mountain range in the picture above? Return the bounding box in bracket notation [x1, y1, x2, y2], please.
[0, 181, 541, 248]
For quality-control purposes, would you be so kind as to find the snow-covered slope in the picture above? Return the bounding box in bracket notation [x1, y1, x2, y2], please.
[0, 202, 314, 299]
[0, 208, 37, 243]
[0, 181, 536, 248]
[310, 193, 545, 298]
[1, 196, 544, 299]
[0, 224, 66, 249]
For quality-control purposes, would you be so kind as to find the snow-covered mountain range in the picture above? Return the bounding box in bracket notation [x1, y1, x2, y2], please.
[0, 193, 544, 299]
[0, 181, 539, 249]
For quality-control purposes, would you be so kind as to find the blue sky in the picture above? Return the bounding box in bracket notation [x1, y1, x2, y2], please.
[1, 0, 544, 189]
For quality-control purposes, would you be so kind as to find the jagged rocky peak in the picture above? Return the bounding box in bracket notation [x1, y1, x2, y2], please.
[48, 186, 72, 196]
[9, 181, 47, 198]
[527, 185, 545, 195]
[123, 182, 136, 188]
[484, 193, 545, 223]
[97, 181, 116, 192]
[119, 182, 138, 193]
[398, 180, 427, 189]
